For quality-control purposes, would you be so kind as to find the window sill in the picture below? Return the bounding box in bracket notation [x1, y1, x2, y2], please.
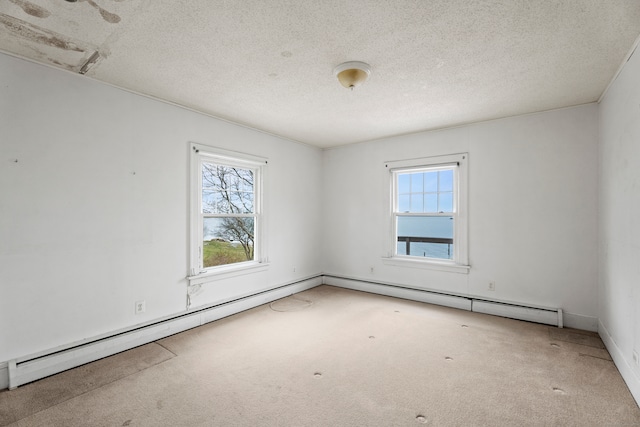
[381, 256, 470, 274]
[188, 262, 269, 284]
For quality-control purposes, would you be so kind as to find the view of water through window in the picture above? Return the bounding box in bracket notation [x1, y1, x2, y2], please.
[396, 168, 455, 260]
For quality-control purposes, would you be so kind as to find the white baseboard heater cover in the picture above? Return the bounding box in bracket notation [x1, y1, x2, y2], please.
[472, 300, 563, 327]
[323, 275, 563, 328]
[7, 278, 321, 390]
[6, 276, 562, 390]
[324, 276, 472, 311]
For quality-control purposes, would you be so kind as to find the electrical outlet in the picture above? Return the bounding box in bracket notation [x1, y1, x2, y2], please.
[292, 266, 296, 273]
[488, 281, 496, 291]
[370, 266, 374, 274]
[633, 350, 639, 367]
[135, 300, 146, 314]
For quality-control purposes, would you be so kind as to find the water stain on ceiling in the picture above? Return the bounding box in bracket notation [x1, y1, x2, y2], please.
[0, 13, 95, 71]
[83, 0, 120, 24]
[0, 0, 133, 72]
[8, 0, 51, 19]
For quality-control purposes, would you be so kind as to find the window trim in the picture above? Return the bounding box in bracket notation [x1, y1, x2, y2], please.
[384, 153, 469, 274]
[188, 142, 269, 282]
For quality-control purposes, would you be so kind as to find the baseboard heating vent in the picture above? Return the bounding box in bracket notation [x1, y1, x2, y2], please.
[472, 300, 563, 327]
[323, 275, 563, 328]
[8, 315, 200, 390]
[7, 277, 321, 390]
[323, 275, 472, 311]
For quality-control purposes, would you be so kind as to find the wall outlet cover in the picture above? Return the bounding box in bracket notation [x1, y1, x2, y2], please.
[135, 300, 146, 314]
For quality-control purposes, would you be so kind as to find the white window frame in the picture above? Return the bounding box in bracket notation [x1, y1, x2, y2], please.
[383, 153, 469, 274]
[188, 142, 268, 283]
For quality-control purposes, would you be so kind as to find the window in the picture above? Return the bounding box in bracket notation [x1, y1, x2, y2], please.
[385, 153, 469, 273]
[190, 143, 268, 280]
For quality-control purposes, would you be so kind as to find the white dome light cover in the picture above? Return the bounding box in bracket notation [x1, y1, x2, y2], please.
[333, 61, 371, 89]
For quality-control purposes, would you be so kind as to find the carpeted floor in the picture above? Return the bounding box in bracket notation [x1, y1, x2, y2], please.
[1, 285, 639, 426]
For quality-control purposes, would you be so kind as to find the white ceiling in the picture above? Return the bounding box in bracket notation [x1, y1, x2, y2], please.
[2, 1, 640, 148]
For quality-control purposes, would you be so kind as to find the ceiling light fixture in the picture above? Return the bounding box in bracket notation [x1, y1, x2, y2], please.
[333, 61, 371, 90]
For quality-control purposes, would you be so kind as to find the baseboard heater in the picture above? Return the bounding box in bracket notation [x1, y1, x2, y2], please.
[7, 277, 321, 390]
[6, 275, 561, 390]
[471, 300, 562, 327]
[323, 275, 563, 328]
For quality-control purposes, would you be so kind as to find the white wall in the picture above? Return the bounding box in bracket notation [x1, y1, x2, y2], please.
[0, 53, 323, 363]
[0, 48, 612, 373]
[599, 44, 640, 400]
[322, 104, 599, 329]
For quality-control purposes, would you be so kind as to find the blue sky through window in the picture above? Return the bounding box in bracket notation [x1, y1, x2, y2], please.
[397, 169, 454, 213]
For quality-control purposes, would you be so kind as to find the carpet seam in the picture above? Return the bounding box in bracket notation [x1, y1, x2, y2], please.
[154, 341, 179, 358]
[578, 353, 613, 362]
[8, 344, 177, 425]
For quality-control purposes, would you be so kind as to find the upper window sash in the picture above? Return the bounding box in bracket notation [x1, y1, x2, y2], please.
[200, 160, 258, 216]
[393, 166, 457, 215]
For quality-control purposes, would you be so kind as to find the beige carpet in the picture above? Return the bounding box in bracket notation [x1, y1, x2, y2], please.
[1, 285, 639, 426]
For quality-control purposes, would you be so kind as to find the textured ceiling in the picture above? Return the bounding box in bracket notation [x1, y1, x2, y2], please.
[2, 1, 640, 148]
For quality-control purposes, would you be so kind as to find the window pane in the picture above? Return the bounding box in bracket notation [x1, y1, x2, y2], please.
[202, 191, 224, 214]
[203, 217, 254, 267]
[398, 174, 410, 194]
[397, 241, 454, 259]
[438, 192, 453, 213]
[397, 216, 453, 239]
[398, 194, 410, 212]
[425, 194, 438, 212]
[410, 194, 423, 212]
[411, 172, 423, 192]
[202, 163, 254, 214]
[396, 215, 453, 260]
[439, 169, 453, 191]
[408, 242, 453, 259]
[425, 171, 438, 192]
[228, 191, 253, 213]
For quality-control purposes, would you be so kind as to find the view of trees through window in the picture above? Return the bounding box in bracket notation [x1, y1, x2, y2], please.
[201, 162, 255, 268]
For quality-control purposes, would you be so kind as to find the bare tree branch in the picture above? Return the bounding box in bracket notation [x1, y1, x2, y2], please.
[202, 162, 255, 261]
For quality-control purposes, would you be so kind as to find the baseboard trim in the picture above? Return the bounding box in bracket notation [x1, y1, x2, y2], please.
[472, 300, 560, 327]
[599, 320, 640, 407]
[0, 362, 8, 390]
[1, 275, 598, 391]
[323, 275, 562, 327]
[563, 312, 598, 332]
[6, 276, 321, 390]
[323, 275, 472, 311]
